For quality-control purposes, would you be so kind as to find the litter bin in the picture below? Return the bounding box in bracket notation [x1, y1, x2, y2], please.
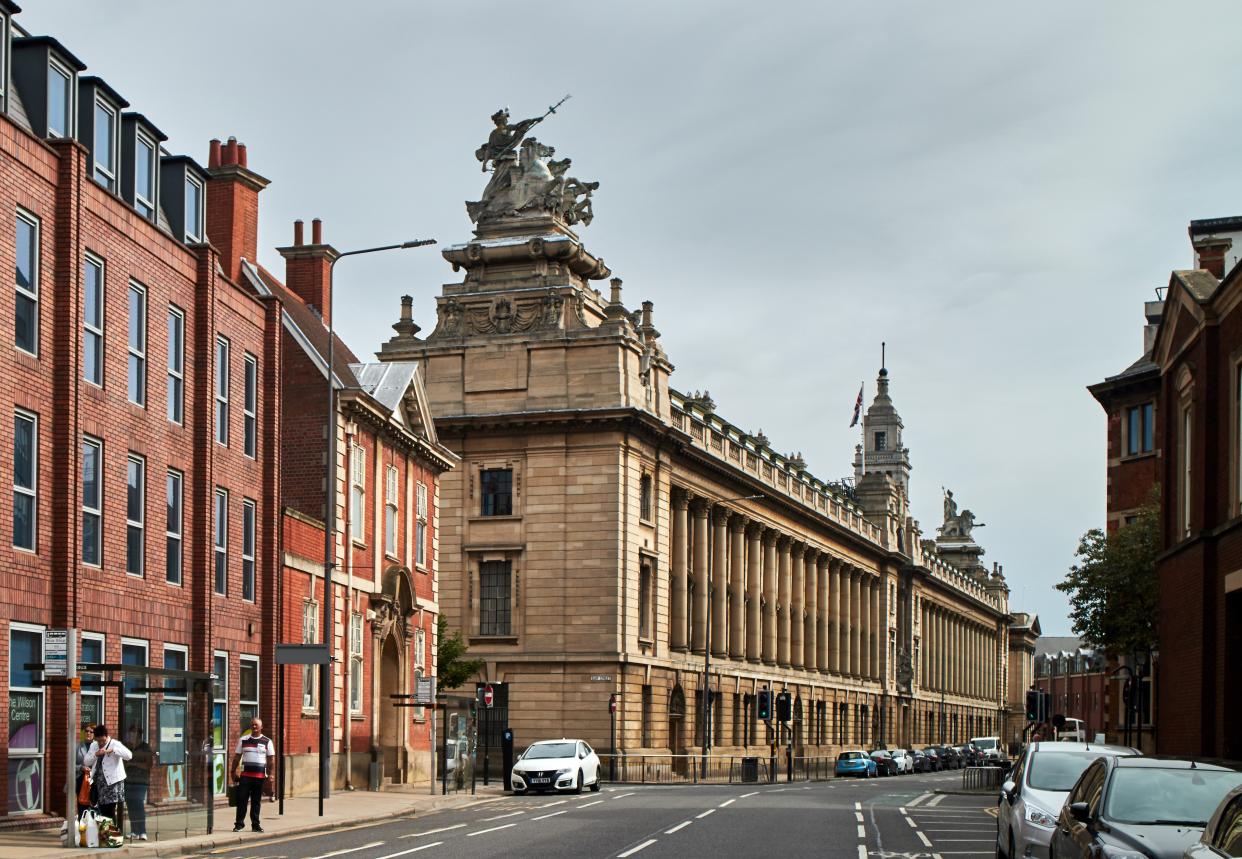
[741, 756, 760, 783]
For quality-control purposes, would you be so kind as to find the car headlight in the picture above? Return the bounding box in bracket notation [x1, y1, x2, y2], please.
[1101, 847, 1149, 859]
[555, 768, 573, 777]
[1024, 805, 1057, 828]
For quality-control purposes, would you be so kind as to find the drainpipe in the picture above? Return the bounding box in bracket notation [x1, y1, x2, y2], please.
[343, 418, 357, 789]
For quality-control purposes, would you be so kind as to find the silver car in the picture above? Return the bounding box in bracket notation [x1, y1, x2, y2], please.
[996, 741, 1138, 859]
[1185, 784, 1242, 859]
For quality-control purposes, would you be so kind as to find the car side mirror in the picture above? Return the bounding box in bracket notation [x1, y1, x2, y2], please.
[1069, 802, 1090, 824]
[1001, 780, 1016, 802]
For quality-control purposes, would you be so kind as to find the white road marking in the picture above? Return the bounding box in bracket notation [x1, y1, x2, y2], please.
[307, 843, 385, 859]
[614, 792, 636, 799]
[665, 821, 692, 834]
[917, 832, 933, 848]
[907, 818, 919, 828]
[697, 809, 716, 819]
[935, 840, 997, 843]
[856, 811, 865, 822]
[481, 811, 525, 821]
[720, 798, 735, 808]
[373, 843, 443, 859]
[857, 847, 868, 859]
[906, 793, 931, 807]
[618, 838, 658, 857]
[533, 810, 569, 821]
[580, 799, 605, 808]
[741, 791, 759, 798]
[467, 823, 518, 837]
[539, 799, 568, 808]
[858, 825, 867, 838]
[927, 794, 946, 807]
[855, 802, 864, 810]
[399, 824, 466, 839]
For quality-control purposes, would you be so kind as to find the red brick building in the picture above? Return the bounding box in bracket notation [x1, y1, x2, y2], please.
[1149, 223, 1242, 759]
[243, 235, 456, 792]
[0, 6, 281, 825]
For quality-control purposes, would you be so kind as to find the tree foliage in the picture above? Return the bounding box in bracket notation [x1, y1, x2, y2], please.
[436, 615, 484, 689]
[1056, 494, 1159, 655]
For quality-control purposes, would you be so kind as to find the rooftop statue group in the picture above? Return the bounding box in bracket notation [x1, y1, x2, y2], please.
[940, 488, 985, 540]
[466, 99, 600, 227]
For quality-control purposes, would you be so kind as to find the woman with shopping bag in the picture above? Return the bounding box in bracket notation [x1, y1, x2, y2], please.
[82, 724, 132, 827]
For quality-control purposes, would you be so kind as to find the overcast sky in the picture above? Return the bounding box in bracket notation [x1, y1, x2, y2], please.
[36, 1, 1242, 635]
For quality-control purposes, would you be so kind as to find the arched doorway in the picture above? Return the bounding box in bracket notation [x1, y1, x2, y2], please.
[668, 685, 685, 774]
[378, 635, 402, 778]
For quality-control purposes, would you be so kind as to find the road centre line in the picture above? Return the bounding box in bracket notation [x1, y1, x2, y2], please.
[917, 832, 934, 848]
[613, 792, 635, 799]
[481, 811, 524, 821]
[855, 802, 863, 810]
[533, 809, 568, 821]
[467, 823, 518, 837]
[741, 791, 759, 798]
[857, 825, 866, 838]
[399, 824, 466, 839]
[539, 799, 568, 808]
[580, 799, 605, 807]
[719, 798, 735, 807]
[935, 839, 997, 842]
[373, 843, 443, 859]
[857, 847, 867, 859]
[617, 838, 658, 857]
[855, 811, 865, 822]
[696, 809, 716, 819]
[307, 843, 386, 859]
[665, 821, 692, 834]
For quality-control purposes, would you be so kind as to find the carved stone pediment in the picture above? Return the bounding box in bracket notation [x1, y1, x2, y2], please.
[429, 289, 568, 339]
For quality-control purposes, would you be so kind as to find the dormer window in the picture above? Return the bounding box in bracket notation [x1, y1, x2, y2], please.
[47, 59, 73, 137]
[184, 175, 203, 243]
[134, 131, 157, 218]
[92, 97, 118, 190]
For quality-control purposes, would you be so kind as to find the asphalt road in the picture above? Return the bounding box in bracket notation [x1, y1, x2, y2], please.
[186, 770, 999, 859]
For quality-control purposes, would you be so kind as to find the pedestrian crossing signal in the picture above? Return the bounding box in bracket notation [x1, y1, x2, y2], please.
[757, 689, 771, 721]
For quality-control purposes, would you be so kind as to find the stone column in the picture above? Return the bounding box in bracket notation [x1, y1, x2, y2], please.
[872, 575, 882, 681]
[830, 560, 843, 674]
[816, 554, 830, 673]
[932, 607, 942, 691]
[670, 490, 690, 652]
[728, 514, 746, 661]
[953, 617, 962, 694]
[745, 522, 763, 662]
[690, 498, 709, 654]
[777, 536, 792, 667]
[860, 576, 872, 679]
[790, 542, 805, 670]
[804, 548, 818, 672]
[849, 568, 862, 677]
[762, 530, 778, 665]
[711, 506, 729, 659]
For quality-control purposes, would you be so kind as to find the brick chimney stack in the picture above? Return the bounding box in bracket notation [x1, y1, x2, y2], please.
[1193, 236, 1231, 279]
[205, 136, 270, 283]
[277, 218, 339, 324]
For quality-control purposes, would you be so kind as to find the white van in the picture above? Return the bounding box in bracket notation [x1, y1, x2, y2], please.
[1055, 718, 1086, 742]
[969, 735, 1005, 765]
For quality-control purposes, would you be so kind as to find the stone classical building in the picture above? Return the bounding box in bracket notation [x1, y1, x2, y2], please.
[376, 113, 1022, 761]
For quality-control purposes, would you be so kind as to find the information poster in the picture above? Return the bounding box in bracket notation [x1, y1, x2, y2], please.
[158, 701, 186, 765]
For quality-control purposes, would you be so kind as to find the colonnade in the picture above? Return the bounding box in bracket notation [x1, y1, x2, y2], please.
[919, 600, 998, 701]
[669, 490, 885, 682]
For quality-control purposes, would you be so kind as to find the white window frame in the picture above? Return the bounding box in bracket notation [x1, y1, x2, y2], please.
[47, 57, 74, 138]
[15, 208, 39, 357]
[350, 445, 366, 544]
[184, 175, 204, 243]
[415, 482, 428, 569]
[385, 465, 399, 558]
[126, 454, 145, 576]
[167, 306, 184, 425]
[83, 253, 104, 387]
[215, 336, 230, 446]
[82, 435, 103, 567]
[243, 353, 258, 459]
[166, 468, 183, 585]
[162, 643, 188, 700]
[349, 613, 364, 714]
[302, 601, 319, 711]
[80, 632, 105, 727]
[92, 96, 118, 190]
[127, 281, 147, 407]
[239, 655, 260, 728]
[134, 130, 157, 220]
[13, 408, 37, 552]
[9, 622, 45, 815]
[211, 651, 228, 752]
[214, 488, 228, 596]
[241, 498, 256, 603]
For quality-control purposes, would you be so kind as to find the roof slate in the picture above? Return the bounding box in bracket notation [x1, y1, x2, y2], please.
[253, 264, 361, 387]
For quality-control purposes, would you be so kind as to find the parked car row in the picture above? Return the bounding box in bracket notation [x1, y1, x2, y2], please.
[997, 741, 1242, 859]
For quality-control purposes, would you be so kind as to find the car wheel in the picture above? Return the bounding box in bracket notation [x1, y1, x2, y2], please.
[590, 775, 601, 792]
[574, 771, 584, 794]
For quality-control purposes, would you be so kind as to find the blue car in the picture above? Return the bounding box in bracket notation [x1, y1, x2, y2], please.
[835, 749, 878, 778]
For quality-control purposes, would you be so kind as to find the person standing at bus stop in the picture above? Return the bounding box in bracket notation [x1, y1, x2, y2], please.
[232, 718, 275, 833]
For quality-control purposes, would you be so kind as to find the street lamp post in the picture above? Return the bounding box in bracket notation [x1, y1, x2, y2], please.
[700, 494, 762, 779]
[321, 238, 435, 815]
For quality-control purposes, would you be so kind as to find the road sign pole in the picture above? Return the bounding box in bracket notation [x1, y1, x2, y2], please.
[62, 629, 77, 845]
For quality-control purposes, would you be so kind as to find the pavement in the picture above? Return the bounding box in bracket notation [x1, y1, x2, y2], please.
[155, 769, 999, 859]
[0, 786, 506, 858]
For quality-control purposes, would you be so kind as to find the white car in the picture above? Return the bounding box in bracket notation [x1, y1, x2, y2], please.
[511, 739, 601, 795]
[996, 740, 1138, 859]
[891, 749, 915, 774]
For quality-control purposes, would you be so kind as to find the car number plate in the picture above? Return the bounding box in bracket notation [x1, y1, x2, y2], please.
[530, 778, 551, 784]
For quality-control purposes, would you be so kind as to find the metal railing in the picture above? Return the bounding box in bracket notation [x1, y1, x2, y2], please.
[598, 753, 841, 785]
[962, 766, 1003, 791]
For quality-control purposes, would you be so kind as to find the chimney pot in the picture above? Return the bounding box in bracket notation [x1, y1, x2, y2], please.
[238, 143, 248, 168]
[609, 277, 623, 305]
[293, 220, 304, 246]
[208, 138, 222, 169]
[400, 295, 413, 321]
[641, 300, 654, 328]
[312, 218, 323, 244]
[225, 137, 239, 166]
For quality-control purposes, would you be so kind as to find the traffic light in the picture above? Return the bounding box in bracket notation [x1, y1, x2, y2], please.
[775, 691, 792, 723]
[757, 689, 771, 721]
[1026, 689, 1039, 722]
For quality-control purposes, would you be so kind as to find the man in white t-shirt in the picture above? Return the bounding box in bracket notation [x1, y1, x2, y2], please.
[231, 718, 275, 833]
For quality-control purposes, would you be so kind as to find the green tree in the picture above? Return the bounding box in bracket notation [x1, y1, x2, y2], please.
[436, 615, 484, 689]
[1056, 493, 1159, 655]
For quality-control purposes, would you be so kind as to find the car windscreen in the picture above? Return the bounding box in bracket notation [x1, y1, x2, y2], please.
[1104, 768, 1242, 825]
[838, 752, 864, 760]
[1026, 752, 1098, 791]
[523, 742, 577, 760]
[973, 738, 997, 750]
